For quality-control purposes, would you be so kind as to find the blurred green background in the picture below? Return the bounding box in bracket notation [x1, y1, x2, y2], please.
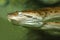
[0, 0, 60, 40]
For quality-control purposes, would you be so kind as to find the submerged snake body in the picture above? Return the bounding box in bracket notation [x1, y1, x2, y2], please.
[8, 7, 60, 35]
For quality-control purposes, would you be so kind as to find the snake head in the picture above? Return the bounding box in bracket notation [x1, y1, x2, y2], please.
[8, 11, 43, 28]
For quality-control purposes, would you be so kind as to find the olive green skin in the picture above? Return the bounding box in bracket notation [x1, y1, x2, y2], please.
[8, 7, 60, 35]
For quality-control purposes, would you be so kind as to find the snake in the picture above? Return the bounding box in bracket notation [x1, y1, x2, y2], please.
[8, 7, 60, 35]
